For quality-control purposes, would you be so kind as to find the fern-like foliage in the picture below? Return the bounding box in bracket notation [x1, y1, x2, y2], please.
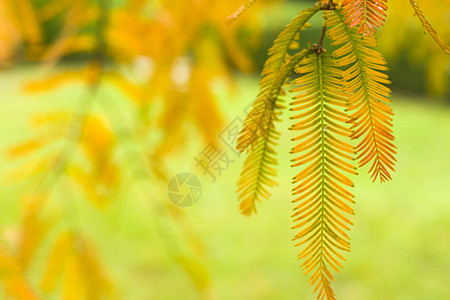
[325, 11, 396, 182]
[237, 6, 319, 152]
[290, 53, 356, 300]
[237, 50, 310, 215]
[407, 0, 450, 54]
[236, 6, 319, 215]
[341, 0, 387, 36]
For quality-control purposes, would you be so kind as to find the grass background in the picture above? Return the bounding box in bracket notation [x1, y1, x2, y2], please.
[0, 67, 449, 299]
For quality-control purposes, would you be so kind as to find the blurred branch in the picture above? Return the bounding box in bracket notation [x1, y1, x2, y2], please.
[226, 0, 257, 25]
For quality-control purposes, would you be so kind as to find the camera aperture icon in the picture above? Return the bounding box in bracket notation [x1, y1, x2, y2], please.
[167, 173, 202, 207]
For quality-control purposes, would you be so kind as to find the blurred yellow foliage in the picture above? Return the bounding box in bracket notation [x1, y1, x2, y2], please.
[2, 0, 269, 298]
[0, 242, 40, 300]
[40, 232, 115, 299]
[0, 0, 42, 62]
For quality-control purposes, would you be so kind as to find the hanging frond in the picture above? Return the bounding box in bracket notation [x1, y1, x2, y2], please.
[237, 50, 310, 215]
[236, 6, 319, 215]
[290, 53, 356, 300]
[341, 0, 387, 36]
[226, 0, 257, 25]
[325, 11, 396, 182]
[407, 0, 450, 54]
[236, 120, 278, 215]
[237, 6, 319, 152]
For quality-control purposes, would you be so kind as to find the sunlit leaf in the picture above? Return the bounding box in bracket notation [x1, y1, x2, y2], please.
[236, 5, 319, 215]
[290, 53, 356, 300]
[341, 0, 387, 36]
[326, 11, 396, 182]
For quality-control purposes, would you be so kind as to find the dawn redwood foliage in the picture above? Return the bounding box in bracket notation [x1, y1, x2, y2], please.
[234, 0, 449, 299]
[0, 0, 448, 299]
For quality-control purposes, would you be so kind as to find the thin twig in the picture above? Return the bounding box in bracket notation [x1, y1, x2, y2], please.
[316, 26, 327, 53]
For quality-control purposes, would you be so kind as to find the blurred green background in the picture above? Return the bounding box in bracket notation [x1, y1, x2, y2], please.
[1, 72, 450, 299]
